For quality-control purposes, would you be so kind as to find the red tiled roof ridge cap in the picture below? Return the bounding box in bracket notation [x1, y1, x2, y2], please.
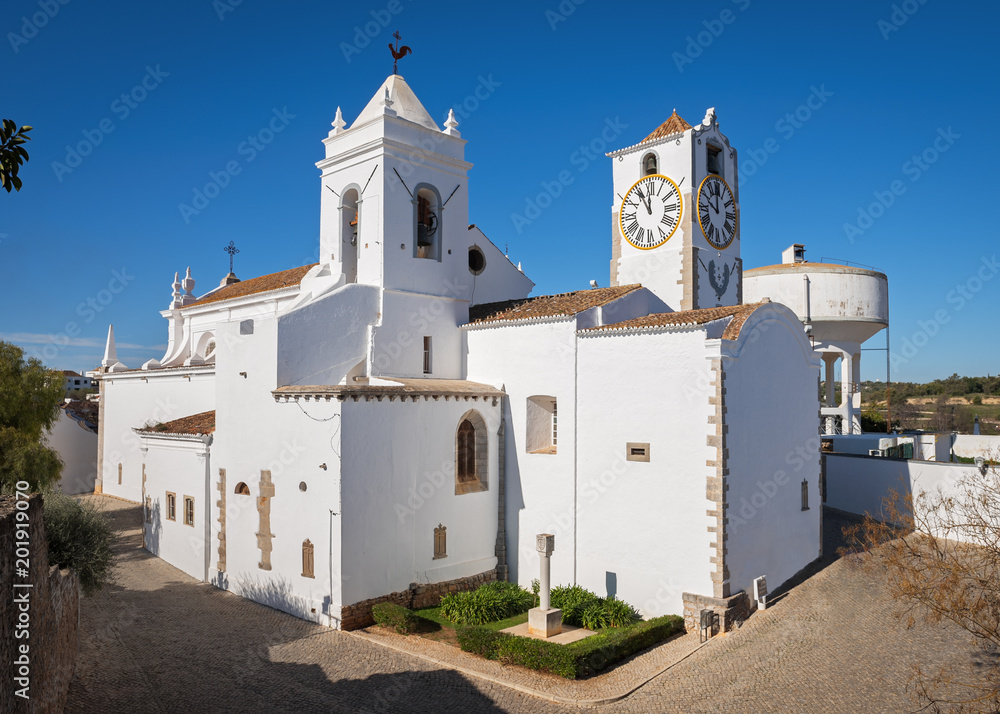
[181, 264, 316, 309]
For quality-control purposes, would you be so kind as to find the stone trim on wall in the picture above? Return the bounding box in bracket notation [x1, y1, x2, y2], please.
[256, 470, 275, 571]
[682, 590, 751, 635]
[706, 357, 730, 600]
[455, 409, 489, 495]
[610, 211, 621, 287]
[216, 468, 226, 573]
[339, 569, 497, 631]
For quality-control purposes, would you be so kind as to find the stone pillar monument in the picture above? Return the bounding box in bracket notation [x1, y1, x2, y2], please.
[528, 533, 562, 638]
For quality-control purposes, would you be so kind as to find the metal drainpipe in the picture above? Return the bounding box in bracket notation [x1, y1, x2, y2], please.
[573, 328, 579, 584]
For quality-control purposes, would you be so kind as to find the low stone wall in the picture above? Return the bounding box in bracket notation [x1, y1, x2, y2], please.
[682, 590, 752, 635]
[340, 569, 496, 630]
[0, 494, 80, 713]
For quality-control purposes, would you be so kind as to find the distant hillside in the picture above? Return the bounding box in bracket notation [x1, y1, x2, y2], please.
[856, 373, 999, 435]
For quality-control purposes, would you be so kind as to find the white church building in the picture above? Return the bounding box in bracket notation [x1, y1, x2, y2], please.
[96, 71, 825, 631]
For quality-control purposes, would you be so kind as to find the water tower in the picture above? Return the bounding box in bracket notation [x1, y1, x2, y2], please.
[743, 245, 889, 434]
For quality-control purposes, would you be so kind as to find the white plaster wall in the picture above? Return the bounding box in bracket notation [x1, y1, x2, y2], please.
[48, 411, 98, 495]
[722, 307, 822, 598]
[276, 283, 380, 386]
[465, 226, 535, 305]
[339, 397, 500, 607]
[953, 434, 1000, 460]
[142, 437, 211, 582]
[372, 292, 465, 379]
[825, 453, 983, 540]
[100, 370, 214, 503]
[465, 320, 579, 590]
[576, 328, 716, 618]
[211, 314, 343, 626]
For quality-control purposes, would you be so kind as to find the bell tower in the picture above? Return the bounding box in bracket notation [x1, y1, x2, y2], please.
[316, 74, 474, 298]
[608, 108, 742, 311]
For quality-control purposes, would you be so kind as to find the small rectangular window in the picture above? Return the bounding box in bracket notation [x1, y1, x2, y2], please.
[626, 443, 650, 462]
[552, 401, 558, 447]
[801, 480, 810, 511]
[183, 496, 195, 526]
[240, 319, 254, 335]
[423, 336, 432, 374]
[526, 396, 557, 454]
[166, 492, 176, 521]
[707, 144, 723, 176]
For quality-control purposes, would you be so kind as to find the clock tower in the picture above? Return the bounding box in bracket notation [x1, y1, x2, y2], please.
[608, 108, 742, 311]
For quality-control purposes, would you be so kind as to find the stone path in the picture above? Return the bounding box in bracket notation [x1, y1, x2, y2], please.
[67, 497, 986, 712]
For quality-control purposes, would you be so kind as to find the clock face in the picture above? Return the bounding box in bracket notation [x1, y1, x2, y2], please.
[619, 174, 682, 250]
[697, 175, 737, 249]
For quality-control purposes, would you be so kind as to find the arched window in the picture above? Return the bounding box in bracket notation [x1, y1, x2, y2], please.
[340, 188, 360, 283]
[457, 420, 475, 481]
[455, 410, 488, 495]
[414, 186, 441, 260]
[195, 332, 216, 363]
[234, 482, 250, 495]
[642, 152, 658, 176]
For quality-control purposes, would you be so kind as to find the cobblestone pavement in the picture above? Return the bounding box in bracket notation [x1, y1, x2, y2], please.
[67, 498, 985, 713]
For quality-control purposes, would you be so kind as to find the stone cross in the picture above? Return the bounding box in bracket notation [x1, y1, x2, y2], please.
[536, 533, 554, 610]
[528, 533, 562, 638]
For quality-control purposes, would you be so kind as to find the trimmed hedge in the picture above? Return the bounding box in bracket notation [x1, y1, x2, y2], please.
[371, 603, 421, 634]
[456, 614, 685, 679]
[456, 625, 509, 659]
[440, 581, 534, 625]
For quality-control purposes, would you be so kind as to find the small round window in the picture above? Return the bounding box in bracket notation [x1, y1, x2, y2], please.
[468, 246, 486, 275]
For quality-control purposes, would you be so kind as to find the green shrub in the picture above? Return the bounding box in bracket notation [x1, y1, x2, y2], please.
[569, 614, 684, 677]
[371, 603, 420, 634]
[550, 584, 600, 626]
[440, 581, 534, 625]
[456, 625, 509, 658]
[496, 635, 577, 678]
[465, 614, 685, 679]
[43, 492, 115, 596]
[973, 395, 983, 405]
[580, 596, 641, 630]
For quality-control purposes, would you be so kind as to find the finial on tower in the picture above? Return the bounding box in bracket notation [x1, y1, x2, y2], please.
[388, 31, 412, 76]
[332, 106, 346, 134]
[170, 271, 182, 309]
[443, 108, 460, 137]
[102, 324, 118, 369]
[224, 241, 240, 274]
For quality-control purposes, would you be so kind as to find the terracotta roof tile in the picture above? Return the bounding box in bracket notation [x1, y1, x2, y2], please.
[138, 410, 215, 435]
[58, 370, 81, 377]
[583, 302, 769, 340]
[642, 110, 692, 144]
[181, 264, 316, 309]
[468, 285, 642, 325]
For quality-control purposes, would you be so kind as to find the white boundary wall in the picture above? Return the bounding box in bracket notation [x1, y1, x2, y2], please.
[825, 453, 982, 526]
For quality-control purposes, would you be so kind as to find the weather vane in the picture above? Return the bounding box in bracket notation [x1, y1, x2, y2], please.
[389, 31, 411, 75]
[224, 240, 239, 273]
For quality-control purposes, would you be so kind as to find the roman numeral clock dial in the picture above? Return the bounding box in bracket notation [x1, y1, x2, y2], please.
[697, 175, 737, 249]
[619, 174, 682, 250]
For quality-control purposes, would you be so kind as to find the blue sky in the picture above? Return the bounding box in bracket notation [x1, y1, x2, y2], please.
[2, 0, 997, 383]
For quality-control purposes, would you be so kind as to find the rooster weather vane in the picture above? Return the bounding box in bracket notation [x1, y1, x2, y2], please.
[389, 31, 411, 75]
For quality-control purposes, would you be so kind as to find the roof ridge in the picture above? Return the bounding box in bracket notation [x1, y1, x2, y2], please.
[181, 264, 316, 309]
[642, 110, 692, 144]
